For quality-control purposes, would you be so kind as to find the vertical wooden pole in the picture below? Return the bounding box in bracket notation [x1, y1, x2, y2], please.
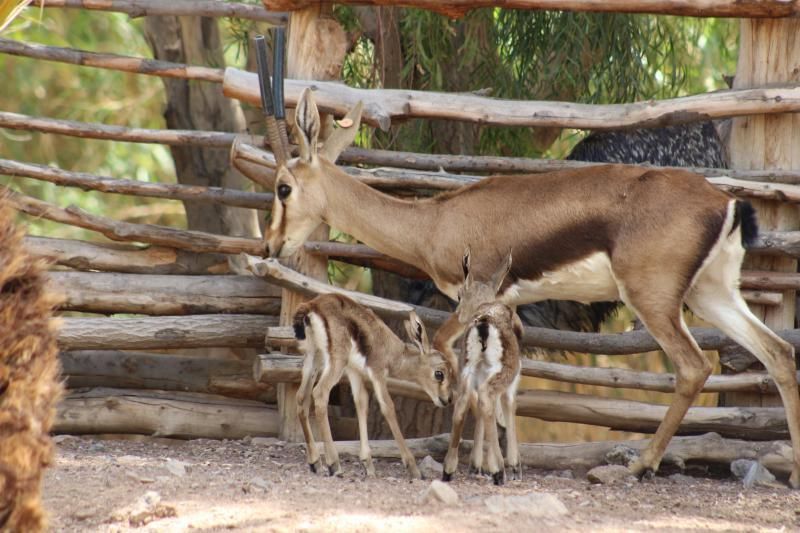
[276, 6, 348, 441]
[724, 18, 800, 407]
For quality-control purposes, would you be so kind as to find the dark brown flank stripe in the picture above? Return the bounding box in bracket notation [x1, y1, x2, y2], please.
[345, 317, 371, 359]
[686, 209, 727, 290]
[508, 218, 614, 289]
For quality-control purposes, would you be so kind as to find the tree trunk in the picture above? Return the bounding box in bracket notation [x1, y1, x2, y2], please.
[143, 15, 259, 240]
[724, 18, 800, 407]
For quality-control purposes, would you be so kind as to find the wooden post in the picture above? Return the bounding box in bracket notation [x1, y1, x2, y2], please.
[276, 6, 348, 441]
[725, 19, 800, 407]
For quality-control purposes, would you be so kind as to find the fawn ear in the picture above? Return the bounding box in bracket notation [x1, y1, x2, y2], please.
[404, 311, 429, 358]
[320, 101, 363, 162]
[295, 88, 320, 163]
[461, 246, 473, 285]
[490, 250, 513, 295]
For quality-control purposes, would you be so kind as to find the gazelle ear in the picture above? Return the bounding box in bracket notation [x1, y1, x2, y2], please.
[295, 88, 320, 162]
[490, 250, 513, 295]
[404, 311, 429, 357]
[462, 246, 473, 285]
[320, 101, 363, 162]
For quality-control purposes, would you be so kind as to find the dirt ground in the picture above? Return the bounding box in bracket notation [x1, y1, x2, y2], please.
[43, 435, 800, 532]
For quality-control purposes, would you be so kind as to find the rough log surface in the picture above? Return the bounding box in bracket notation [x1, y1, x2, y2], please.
[0, 158, 272, 208]
[58, 315, 277, 350]
[55, 388, 279, 439]
[34, 0, 287, 23]
[61, 350, 275, 401]
[262, 0, 800, 19]
[224, 67, 800, 131]
[48, 271, 281, 315]
[25, 236, 230, 275]
[333, 432, 795, 475]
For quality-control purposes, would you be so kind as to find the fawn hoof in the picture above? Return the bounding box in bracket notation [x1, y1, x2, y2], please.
[468, 465, 482, 477]
[442, 471, 453, 482]
[309, 460, 322, 474]
[790, 471, 800, 490]
[637, 468, 656, 482]
[408, 467, 423, 480]
[509, 465, 522, 481]
[492, 471, 505, 486]
[361, 459, 376, 478]
[328, 463, 343, 477]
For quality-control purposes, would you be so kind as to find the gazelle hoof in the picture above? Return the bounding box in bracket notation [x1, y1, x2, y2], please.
[492, 471, 505, 486]
[509, 465, 522, 481]
[361, 459, 376, 478]
[328, 463, 343, 477]
[790, 471, 800, 490]
[468, 465, 482, 477]
[442, 471, 453, 482]
[309, 460, 322, 474]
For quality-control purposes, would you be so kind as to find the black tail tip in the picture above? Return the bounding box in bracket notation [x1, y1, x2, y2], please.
[734, 201, 758, 248]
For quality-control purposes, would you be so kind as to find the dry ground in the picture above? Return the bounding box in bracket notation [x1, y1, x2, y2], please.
[43, 435, 800, 532]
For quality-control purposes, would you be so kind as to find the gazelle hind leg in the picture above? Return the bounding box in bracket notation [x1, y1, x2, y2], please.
[296, 353, 320, 473]
[346, 369, 375, 478]
[687, 276, 800, 488]
[621, 293, 711, 478]
[442, 383, 471, 481]
[478, 389, 504, 485]
[500, 388, 521, 480]
[469, 396, 485, 476]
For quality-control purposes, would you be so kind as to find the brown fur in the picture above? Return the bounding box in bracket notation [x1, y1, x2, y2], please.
[0, 201, 64, 531]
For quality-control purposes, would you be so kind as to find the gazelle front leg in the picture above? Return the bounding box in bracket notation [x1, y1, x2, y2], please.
[432, 313, 465, 376]
[311, 360, 346, 477]
[371, 379, 422, 479]
[345, 369, 376, 478]
[442, 383, 471, 481]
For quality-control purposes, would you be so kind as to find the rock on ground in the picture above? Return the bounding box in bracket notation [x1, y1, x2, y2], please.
[423, 480, 459, 505]
[587, 465, 636, 485]
[420, 455, 444, 479]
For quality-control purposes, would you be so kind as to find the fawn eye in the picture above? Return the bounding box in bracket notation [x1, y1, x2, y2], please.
[434, 370, 444, 382]
[277, 184, 292, 201]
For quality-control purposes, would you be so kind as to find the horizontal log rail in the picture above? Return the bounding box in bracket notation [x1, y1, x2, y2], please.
[4, 186, 265, 255]
[250, 259, 800, 355]
[1, 158, 272, 208]
[62, 350, 275, 401]
[253, 354, 790, 440]
[58, 314, 277, 350]
[49, 271, 281, 315]
[224, 67, 800, 131]
[334, 432, 795, 475]
[264, 0, 800, 19]
[33, 0, 287, 24]
[5, 110, 800, 185]
[55, 387, 279, 439]
[25, 236, 231, 275]
[254, 353, 799, 395]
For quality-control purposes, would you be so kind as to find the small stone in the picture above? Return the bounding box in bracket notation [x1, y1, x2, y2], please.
[250, 476, 271, 491]
[731, 459, 777, 489]
[422, 480, 459, 505]
[52, 435, 77, 444]
[73, 508, 96, 520]
[419, 455, 444, 478]
[605, 445, 639, 467]
[484, 493, 568, 518]
[165, 459, 189, 477]
[252, 437, 284, 447]
[587, 465, 636, 485]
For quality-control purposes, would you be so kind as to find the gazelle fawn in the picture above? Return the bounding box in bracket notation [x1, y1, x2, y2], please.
[293, 293, 453, 479]
[267, 88, 800, 487]
[441, 251, 522, 485]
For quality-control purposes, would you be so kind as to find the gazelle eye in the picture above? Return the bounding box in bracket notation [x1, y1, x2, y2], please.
[434, 370, 444, 382]
[277, 184, 292, 201]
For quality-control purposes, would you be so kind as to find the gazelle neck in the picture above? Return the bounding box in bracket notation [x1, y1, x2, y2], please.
[388, 346, 422, 381]
[319, 159, 437, 270]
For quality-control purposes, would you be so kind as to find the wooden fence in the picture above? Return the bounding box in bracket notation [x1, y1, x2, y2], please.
[2, 0, 799, 469]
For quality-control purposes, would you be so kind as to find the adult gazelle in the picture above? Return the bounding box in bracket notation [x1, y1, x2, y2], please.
[265, 88, 800, 488]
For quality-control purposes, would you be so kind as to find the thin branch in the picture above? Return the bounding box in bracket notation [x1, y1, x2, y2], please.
[0, 159, 272, 208]
[0, 38, 224, 82]
[33, 0, 288, 24]
[3, 186, 264, 255]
